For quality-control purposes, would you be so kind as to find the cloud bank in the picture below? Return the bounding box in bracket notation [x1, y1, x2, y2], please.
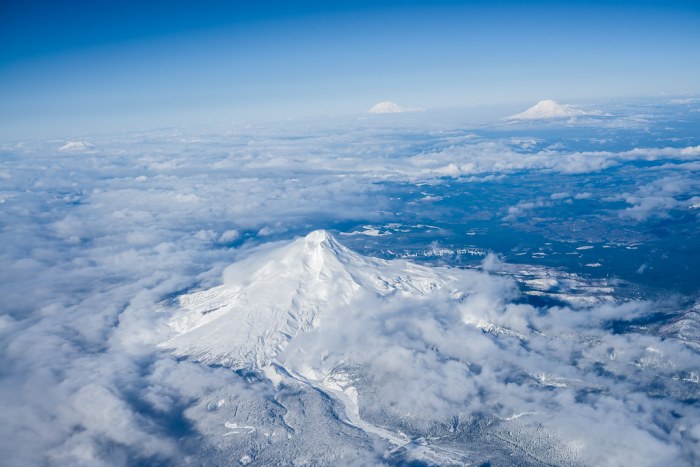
[0, 102, 698, 464]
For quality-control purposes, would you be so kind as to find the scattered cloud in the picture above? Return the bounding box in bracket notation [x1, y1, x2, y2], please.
[503, 198, 550, 220]
[218, 229, 241, 243]
[1, 104, 699, 464]
[617, 175, 700, 221]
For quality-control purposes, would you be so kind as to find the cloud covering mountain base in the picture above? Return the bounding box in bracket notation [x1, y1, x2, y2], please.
[161, 231, 699, 466]
[1, 100, 699, 465]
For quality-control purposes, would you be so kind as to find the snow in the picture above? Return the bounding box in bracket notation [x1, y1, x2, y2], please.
[58, 140, 93, 152]
[162, 230, 457, 368]
[157, 230, 696, 466]
[282, 364, 411, 448]
[368, 101, 413, 113]
[507, 100, 590, 120]
[223, 422, 255, 435]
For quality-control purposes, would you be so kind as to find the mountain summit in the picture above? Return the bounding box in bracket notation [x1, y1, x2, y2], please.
[368, 101, 408, 113]
[506, 99, 589, 120]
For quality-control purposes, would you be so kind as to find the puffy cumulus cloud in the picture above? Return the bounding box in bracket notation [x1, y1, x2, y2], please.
[408, 142, 700, 177]
[0, 247, 234, 465]
[503, 197, 550, 220]
[0, 323, 235, 466]
[37, 120, 695, 188]
[410, 143, 614, 176]
[1, 109, 699, 464]
[0, 132, 394, 464]
[617, 175, 700, 221]
[623, 144, 700, 159]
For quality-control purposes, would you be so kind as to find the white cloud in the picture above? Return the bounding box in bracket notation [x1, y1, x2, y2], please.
[503, 198, 549, 220]
[1, 108, 699, 464]
[218, 229, 241, 243]
[617, 175, 700, 221]
[161, 231, 700, 465]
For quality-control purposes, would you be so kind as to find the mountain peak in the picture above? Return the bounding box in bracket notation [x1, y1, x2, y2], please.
[304, 229, 332, 244]
[368, 101, 405, 113]
[507, 100, 589, 120]
[59, 140, 93, 152]
[161, 231, 453, 368]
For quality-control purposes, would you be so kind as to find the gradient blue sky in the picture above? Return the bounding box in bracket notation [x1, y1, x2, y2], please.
[1, 0, 699, 139]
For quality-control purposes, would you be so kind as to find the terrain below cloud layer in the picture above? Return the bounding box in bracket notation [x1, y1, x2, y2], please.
[0, 99, 699, 465]
[161, 231, 700, 466]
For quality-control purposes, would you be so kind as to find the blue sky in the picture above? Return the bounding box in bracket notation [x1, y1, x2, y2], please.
[1, 0, 699, 139]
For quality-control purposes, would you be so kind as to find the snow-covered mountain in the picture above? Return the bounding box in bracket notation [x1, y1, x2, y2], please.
[506, 99, 590, 120]
[58, 140, 93, 152]
[162, 230, 458, 368]
[160, 230, 699, 466]
[368, 101, 409, 113]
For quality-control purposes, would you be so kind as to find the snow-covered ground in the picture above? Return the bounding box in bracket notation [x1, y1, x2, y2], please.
[2, 100, 699, 465]
[161, 231, 700, 466]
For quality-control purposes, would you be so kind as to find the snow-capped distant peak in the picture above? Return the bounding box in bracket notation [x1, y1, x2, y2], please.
[161, 230, 456, 367]
[58, 140, 93, 152]
[507, 100, 589, 120]
[368, 101, 414, 114]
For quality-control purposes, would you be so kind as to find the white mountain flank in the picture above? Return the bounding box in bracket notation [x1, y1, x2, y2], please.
[507, 100, 590, 120]
[368, 101, 410, 113]
[58, 140, 93, 152]
[161, 230, 458, 368]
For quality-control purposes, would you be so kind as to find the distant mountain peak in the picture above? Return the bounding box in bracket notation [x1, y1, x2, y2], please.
[507, 100, 589, 120]
[368, 101, 404, 113]
[58, 140, 93, 152]
[368, 101, 422, 114]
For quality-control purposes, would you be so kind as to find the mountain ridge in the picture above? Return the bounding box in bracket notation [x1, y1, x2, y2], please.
[161, 230, 456, 368]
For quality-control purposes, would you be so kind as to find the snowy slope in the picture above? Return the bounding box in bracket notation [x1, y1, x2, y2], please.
[368, 101, 407, 113]
[506, 99, 590, 120]
[161, 231, 700, 466]
[162, 230, 458, 367]
[58, 140, 93, 152]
